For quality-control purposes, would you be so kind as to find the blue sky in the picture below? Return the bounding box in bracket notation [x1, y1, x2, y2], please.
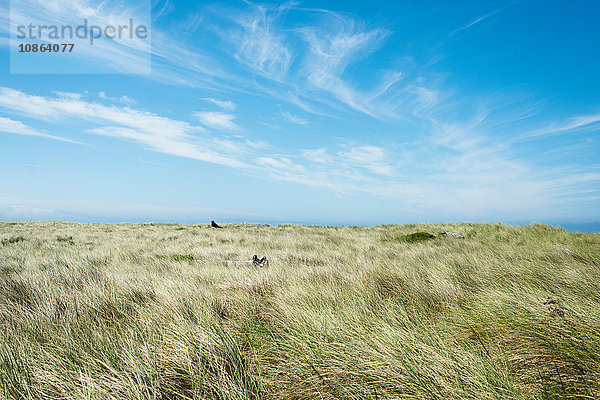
[0, 0, 599, 226]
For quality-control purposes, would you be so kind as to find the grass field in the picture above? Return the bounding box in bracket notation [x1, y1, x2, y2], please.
[0, 221, 599, 399]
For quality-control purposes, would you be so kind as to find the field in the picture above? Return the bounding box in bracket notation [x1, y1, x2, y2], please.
[0, 222, 599, 399]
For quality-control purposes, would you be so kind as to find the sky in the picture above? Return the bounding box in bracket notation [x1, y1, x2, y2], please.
[0, 0, 599, 228]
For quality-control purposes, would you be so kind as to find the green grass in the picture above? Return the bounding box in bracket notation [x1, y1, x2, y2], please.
[0, 221, 599, 399]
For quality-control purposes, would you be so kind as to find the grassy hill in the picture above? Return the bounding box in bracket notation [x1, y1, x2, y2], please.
[0, 222, 599, 399]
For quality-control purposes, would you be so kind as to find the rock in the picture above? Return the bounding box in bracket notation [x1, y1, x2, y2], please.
[439, 232, 465, 239]
[552, 247, 595, 266]
[553, 247, 574, 255]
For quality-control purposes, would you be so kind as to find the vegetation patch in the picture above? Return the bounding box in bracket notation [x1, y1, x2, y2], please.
[56, 235, 75, 244]
[171, 254, 195, 262]
[1, 236, 26, 245]
[395, 231, 436, 243]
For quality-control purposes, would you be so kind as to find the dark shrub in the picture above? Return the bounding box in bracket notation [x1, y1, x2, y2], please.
[396, 232, 436, 243]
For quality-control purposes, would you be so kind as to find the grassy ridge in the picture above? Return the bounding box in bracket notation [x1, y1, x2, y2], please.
[0, 222, 599, 399]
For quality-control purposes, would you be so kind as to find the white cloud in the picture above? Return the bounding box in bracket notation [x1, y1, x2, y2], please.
[256, 156, 303, 172]
[0, 116, 80, 143]
[255, 156, 337, 189]
[1, 1, 439, 122]
[205, 3, 415, 120]
[154, 0, 173, 20]
[120, 95, 136, 104]
[0, 87, 250, 169]
[226, 4, 292, 79]
[522, 112, 600, 138]
[297, 13, 393, 117]
[1, 85, 598, 220]
[0, 1, 445, 123]
[450, 14, 495, 36]
[407, 85, 440, 117]
[89, 126, 247, 168]
[303, 148, 329, 163]
[450, 1, 517, 36]
[201, 97, 236, 111]
[280, 111, 308, 126]
[54, 91, 83, 100]
[194, 111, 240, 131]
[0, 87, 197, 139]
[98, 91, 136, 104]
[339, 145, 393, 175]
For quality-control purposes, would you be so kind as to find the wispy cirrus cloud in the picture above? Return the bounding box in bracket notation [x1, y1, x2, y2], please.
[0, 87, 197, 139]
[0, 86, 396, 196]
[98, 91, 136, 104]
[302, 145, 393, 176]
[2, 0, 435, 121]
[256, 156, 305, 173]
[1, 86, 599, 219]
[0, 116, 80, 143]
[193, 111, 240, 131]
[449, 0, 518, 36]
[280, 111, 308, 126]
[0, 87, 250, 168]
[2, 1, 599, 221]
[338, 145, 393, 176]
[205, 2, 421, 120]
[297, 13, 391, 117]
[223, 3, 293, 80]
[520, 112, 600, 139]
[303, 148, 330, 164]
[201, 97, 236, 111]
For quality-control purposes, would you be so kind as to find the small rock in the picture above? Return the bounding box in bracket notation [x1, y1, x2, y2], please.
[554, 247, 574, 255]
[439, 232, 465, 239]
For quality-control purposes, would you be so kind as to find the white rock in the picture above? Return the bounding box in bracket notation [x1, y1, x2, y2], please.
[554, 247, 574, 255]
[439, 232, 465, 239]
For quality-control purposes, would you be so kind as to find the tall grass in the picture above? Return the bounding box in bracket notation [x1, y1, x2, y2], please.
[0, 222, 598, 399]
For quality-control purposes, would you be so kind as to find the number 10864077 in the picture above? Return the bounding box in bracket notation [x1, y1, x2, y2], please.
[18, 43, 74, 53]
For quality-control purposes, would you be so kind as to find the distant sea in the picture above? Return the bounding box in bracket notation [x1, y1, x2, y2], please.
[551, 222, 600, 233]
[217, 219, 600, 233]
[2, 216, 599, 233]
